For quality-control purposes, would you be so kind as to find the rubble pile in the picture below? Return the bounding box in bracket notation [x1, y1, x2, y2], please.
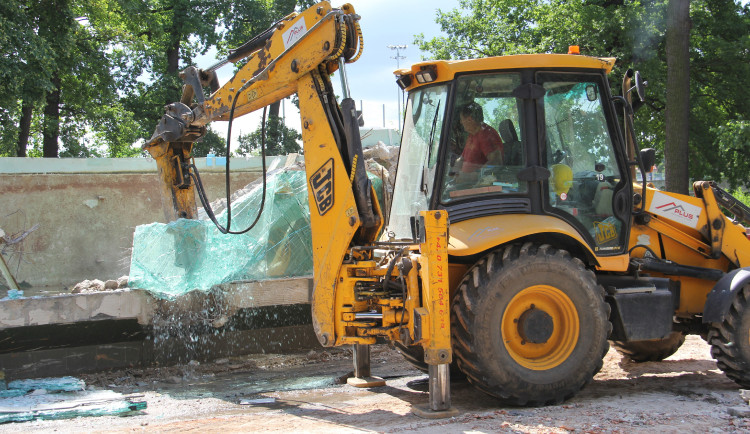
[125, 143, 398, 299]
[71, 276, 129, 294]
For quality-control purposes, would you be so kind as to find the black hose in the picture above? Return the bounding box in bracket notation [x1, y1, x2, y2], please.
[191, 91, 269, 235]
[383, 248, 408, 294]
[628, 244, 660, 259]
[226, 18, 283, 63]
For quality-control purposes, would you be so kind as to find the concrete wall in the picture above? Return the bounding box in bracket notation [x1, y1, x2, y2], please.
[0, 156, 298, 288]
[360, 127, 400, 147]
[0, 278, 315, 379]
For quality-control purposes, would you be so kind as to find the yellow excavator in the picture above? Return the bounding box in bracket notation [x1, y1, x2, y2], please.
[145, 1, 750, 416]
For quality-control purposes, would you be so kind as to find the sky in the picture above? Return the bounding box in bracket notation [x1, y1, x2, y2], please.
[196, 0, 459, 146]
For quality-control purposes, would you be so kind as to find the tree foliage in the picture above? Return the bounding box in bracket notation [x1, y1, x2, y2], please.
[237, 116, 301, 156]
[191, 126, 227, 157]
[0, 0, 309, 158]
[714, 120, 750, 189]
[417, 0, 750, 190]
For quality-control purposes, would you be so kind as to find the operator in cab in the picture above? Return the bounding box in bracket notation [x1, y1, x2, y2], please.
[454, 102, 504, 184]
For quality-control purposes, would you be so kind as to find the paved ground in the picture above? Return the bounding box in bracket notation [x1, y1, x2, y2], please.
[3, 336, 750, 433]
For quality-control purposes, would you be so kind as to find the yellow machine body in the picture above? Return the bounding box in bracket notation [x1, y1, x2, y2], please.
[144, 0, 750, 410]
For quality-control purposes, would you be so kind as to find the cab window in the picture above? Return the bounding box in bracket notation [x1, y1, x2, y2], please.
[441, 72, 526, 203]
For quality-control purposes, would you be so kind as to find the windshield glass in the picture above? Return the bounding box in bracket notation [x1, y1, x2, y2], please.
[387, 84, 449, 240]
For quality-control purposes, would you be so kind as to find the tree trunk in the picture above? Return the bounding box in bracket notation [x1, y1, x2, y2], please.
[42, 73, 61, 158]
[664, 0, 691, 194]
[16, 102, 32, 157]
[166, 38, 180, 75]
[268, 101, 281, 119]
[165, 36, 181, 105]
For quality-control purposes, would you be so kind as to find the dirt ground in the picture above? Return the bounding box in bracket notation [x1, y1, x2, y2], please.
[3, 335, 750, 433]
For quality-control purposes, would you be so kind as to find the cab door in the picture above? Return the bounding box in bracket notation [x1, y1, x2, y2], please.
[537, 72, 631, 254]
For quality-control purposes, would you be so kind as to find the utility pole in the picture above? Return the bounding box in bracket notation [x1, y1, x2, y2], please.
[387, 44, 407, 131]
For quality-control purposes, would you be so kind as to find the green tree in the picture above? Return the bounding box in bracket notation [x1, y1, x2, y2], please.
[236, 116, 301, 156]
[0, 0, 315, 158]
[0, 0, 55, 157]
[713, 120, 750, 190]
[191, 126, 227, 157]
[416, 0, 750, 190]
[113, 0, 224, 142]
[1, 0, 149, 158]
[689, 0, 750, 185]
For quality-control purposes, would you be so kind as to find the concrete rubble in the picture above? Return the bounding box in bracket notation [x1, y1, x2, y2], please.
[71, 276, 129, 294]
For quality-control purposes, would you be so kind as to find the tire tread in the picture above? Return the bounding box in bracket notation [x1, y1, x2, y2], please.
[451, 243, 610, 406]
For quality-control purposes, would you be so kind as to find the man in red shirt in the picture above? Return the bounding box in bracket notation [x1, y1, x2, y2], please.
[455, 102, 504, 182]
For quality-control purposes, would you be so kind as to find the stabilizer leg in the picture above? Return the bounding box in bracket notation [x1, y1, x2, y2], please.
[412, 363, 459, 418]
[346, 343, 385, 388]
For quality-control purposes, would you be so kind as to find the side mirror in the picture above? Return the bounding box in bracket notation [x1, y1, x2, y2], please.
[630, 71, 647, 112]
[640, 148, 656, 173]
[634, 71, 646, 102]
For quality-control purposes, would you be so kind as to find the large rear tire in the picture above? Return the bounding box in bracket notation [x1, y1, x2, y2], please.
[708, 284, 750, 388]
[452, 243, 610, 406]
[612, 332, 685, 363]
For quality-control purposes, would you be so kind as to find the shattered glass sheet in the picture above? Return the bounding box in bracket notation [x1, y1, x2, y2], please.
[7, 377, 84, 393]
[129, 168, 384, 299]
[0, 376, 145, 423]
[0, 390, 146, 423]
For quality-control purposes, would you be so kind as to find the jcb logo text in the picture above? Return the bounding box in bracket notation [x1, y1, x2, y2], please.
[310, 159, 334, 215]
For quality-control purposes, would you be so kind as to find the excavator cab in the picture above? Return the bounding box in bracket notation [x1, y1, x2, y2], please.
[389, 57, 632, 259]
[385, 55, 640, 405]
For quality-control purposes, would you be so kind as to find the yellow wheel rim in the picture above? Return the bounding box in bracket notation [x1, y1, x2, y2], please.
[501, 285, 580, 370]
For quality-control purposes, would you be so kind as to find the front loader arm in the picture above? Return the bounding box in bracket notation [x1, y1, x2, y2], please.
[635, 182, 750, 268]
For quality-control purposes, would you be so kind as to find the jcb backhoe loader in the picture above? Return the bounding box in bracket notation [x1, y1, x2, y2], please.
[145, 1, 750, 415]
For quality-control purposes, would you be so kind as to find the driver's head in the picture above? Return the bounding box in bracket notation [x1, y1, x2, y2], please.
[460, 102, 483, 134]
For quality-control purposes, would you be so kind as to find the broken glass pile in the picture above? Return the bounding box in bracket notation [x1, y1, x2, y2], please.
[129, 167, 384, 299]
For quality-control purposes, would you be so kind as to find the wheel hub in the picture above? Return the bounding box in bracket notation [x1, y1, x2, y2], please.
[517, 305, 554, 344]
[501, 285, 580, 370]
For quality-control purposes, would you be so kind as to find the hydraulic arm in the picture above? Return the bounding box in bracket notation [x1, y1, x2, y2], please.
[144, 1, 454, 416]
